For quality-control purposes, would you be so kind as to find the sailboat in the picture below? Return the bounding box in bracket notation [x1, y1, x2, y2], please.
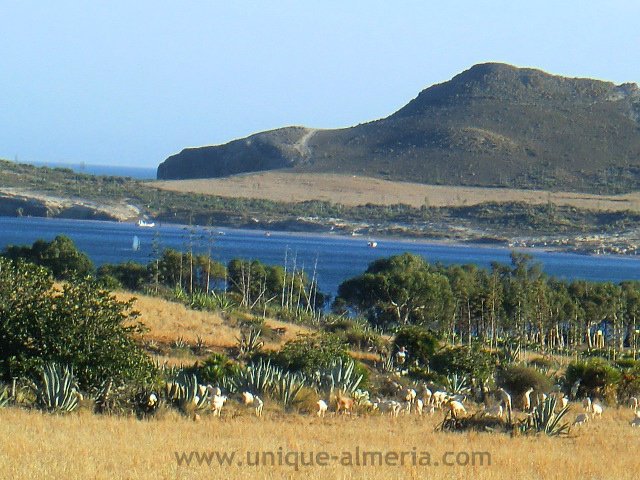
[132, 235, 140, 251]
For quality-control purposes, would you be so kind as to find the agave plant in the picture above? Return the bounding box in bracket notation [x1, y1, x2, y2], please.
[211, 291, 236, 313]
[445, 374, 471, 396]
[36, 362, 80, 413]
[0, 385, 10, 408]
[317, 358, 363, 395]
[273, 372, 306, 408]
[166, 373, 209, 411]
[236, 327, 264, 358]
[192, 335, 208, 356]
[376, 351, 396, 373]
[503, 343, 522, 364]
[519, 396, 571, 437]
[172, 336, 189, 350]
[231, 359, 279, 395]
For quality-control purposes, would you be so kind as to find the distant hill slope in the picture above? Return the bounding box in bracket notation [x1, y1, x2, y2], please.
[157, 63, 640, 193]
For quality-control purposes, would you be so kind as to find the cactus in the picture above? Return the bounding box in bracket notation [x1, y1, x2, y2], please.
[378, 352, 396, 373]
[231, 359, 278, 395]
[273, 372, 305, 408]
[0, 385, 9, 408]
[445, 374, 471, 396]
[518, 396, 571, 437]
[36, 363, 80, 413]
[167, 373, 209, 411]
[318, 358, 363, 395]
[236, 327, 264, 358]
[503, 343, 522, 364]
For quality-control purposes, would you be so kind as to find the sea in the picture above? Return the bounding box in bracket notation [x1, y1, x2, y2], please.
[1, 216, 639, 300]
[19, 160, 157, 180]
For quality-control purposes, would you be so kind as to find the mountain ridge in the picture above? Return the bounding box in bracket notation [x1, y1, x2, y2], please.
[157, 63, 640, 194]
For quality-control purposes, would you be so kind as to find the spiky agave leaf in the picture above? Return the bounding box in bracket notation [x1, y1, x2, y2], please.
[231, 359, 279, 395]
[36, 362, 79, 413]
[0, 385, 9, 408]
[520, 396, 570, 437]
[445, 374, 471, 396]
[273, 372, 306, 408]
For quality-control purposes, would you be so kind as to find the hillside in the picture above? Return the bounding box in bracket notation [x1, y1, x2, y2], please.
[157, 63, 640, 193]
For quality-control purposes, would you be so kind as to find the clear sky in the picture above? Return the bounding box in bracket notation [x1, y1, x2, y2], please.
[1, 1, 639, 169]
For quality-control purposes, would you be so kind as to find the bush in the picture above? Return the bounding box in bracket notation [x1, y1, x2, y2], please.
[2, 235, 94, 280]
[197, 354, 241, 386]
[0, 258, 156, 389]
[392, 326, 439, 366]
[496, 365, 553, 398]
[565, 359, 622, 398]
[430, 344, 496, 381]
[270, 333, 350, 377]
[617, 366, 640, 401]
[323, 318, 386, 352]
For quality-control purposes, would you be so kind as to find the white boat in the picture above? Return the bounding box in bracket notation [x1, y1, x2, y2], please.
[367, 241, 378, 248]
[132, 235, 140, 251]
[137, 219, 155, 228]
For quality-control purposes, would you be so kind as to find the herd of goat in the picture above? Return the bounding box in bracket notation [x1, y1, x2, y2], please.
[142, 380, 640, 428]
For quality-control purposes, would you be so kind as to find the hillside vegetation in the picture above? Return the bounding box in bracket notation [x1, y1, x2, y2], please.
[158, 63, 640, 194]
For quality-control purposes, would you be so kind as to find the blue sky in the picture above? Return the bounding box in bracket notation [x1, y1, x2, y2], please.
[1, 1, 639, 169]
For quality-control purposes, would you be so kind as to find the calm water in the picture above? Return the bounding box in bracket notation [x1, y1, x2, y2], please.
[18, 161, 157, 179]
[1, 216, 639, 298]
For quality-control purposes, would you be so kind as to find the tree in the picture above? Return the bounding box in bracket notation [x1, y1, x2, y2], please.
[336, 253, 453, 327]
[0, 258, 154, 389]
[2, 235, 94, 280]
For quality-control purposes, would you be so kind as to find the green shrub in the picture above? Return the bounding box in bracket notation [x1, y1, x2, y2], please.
[323, 318, 386, 352]
[392, 326, 439, 366]
[430, 344, 496, 381]
[565, 359, 621, 398]
[496, 365, 553, 397]
[271, 333, 350, 377]
[197, 354, 241, 386]
[0, 258, 156, 389]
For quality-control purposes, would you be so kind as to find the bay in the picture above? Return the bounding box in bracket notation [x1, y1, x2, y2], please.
[1, 216, 639, 300]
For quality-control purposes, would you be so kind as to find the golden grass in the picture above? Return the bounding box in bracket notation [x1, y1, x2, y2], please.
[151, 172, 640, 212]
[116, 291, 314, 352]
[2, 405, 638, 479]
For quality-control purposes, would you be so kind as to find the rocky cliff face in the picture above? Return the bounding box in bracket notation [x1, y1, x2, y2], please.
[158, 63, 640, 193]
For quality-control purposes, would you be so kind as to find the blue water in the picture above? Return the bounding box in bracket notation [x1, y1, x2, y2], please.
[1, 216, 639, 299]
[17, 160, 157, 179]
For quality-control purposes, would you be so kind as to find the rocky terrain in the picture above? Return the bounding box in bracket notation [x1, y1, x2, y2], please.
[158, 63, 640, 194]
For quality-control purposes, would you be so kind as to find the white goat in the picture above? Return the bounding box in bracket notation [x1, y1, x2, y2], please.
[448, 400, 467, 419]
[582, 397, 592, 412]
[253, 396, 264, 417]
[316, 399, 328, 418]
[629, 397, 639, 410]
[241, 391, 254, 405]
[591, 402, 603, 418]
[497, 388, 512, 413]
[414, 398, 424, 416]
[374, 399, 402, 417]
[211, 394, 227, 417]
[422, 386, 433, 405]
[523, 387, 534, 411]
[432, 391, 448, 408]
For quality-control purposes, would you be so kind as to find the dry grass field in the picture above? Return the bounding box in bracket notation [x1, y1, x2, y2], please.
[2, 404, 639, 479]
[152, 172, 640, 212]
[8, 291, 635, 479]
